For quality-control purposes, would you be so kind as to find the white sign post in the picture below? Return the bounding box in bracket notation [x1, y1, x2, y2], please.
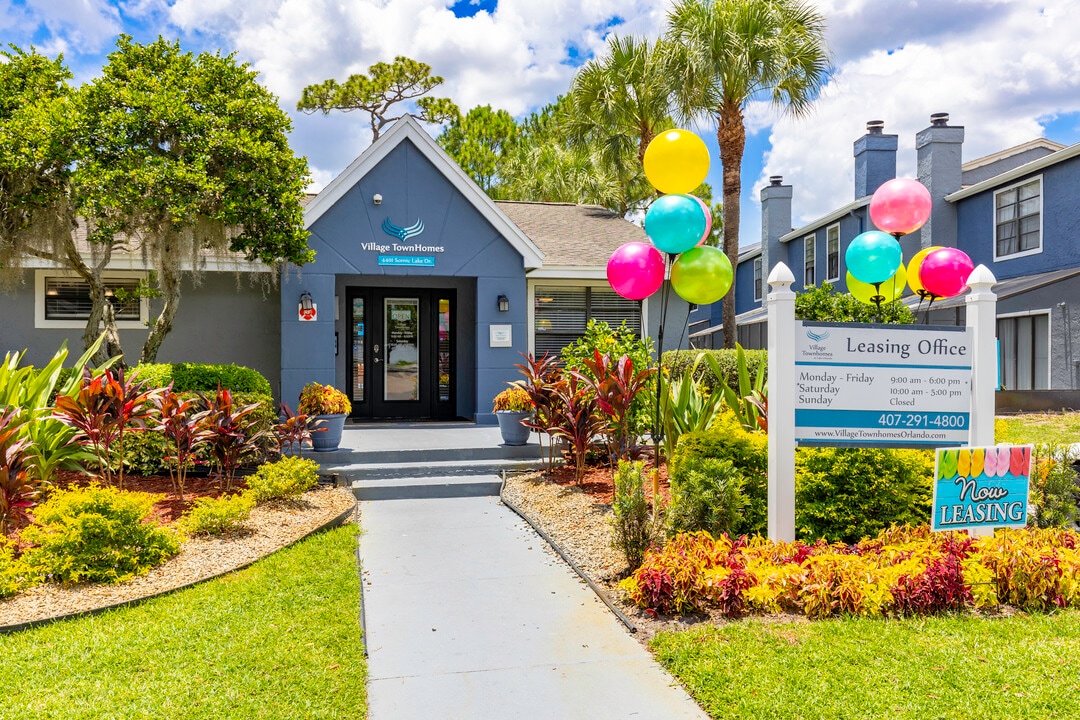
[765, 262, 999, 542]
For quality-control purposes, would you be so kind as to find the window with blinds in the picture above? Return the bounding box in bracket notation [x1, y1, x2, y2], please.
[533, 285, 641, 358]
[44, 277, 141, 321]
[995, 177, 1041, 259]
[998, 313, 1049, 390]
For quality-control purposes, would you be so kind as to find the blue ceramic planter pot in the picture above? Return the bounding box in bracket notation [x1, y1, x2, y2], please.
[496, 411, 532, 446]
[311, 413, 347, 451]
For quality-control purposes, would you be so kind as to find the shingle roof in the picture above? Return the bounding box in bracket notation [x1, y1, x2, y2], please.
[495, 201, 646, 267]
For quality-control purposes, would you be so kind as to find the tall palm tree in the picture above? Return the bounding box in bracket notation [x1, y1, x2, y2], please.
[666, 0, 831, 347]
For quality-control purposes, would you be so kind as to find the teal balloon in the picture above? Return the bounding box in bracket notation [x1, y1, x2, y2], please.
[670, 246, 733, 305]
[845, 230, 902, 284]
[644, 194, 709, 255]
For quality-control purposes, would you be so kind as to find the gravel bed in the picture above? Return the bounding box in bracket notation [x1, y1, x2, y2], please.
[502, 471, 716, 643]
[0, 486, 357, 628]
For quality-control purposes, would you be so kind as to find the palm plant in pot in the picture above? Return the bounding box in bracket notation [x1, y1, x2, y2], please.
[493, 385, 533, 446]
[298, 382, 352, 451]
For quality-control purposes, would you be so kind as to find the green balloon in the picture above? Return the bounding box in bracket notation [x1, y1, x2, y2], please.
[670, 246, 733, 305]
[847, 264, 907, 305]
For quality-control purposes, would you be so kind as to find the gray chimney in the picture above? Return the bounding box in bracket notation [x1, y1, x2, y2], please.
[916, 112, 964, 252]
[760, 175, 793, 287]
[854, 120, 898, 199]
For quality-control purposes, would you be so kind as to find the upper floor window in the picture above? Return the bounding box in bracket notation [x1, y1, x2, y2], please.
[753, 257, 763, 302]
[826, 224, 840, 281]
[803, 235, 815, 287]
[995, 177, 1042, 260]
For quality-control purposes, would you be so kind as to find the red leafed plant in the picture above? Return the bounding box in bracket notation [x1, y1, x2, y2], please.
[573, 350, 656, 465]
[152, 385, 211, 500]
[0, 409, 39, 535]
[547, 373, 605, 484]
[274, 402, 321, 455]
[200, 386, 269, 491]
[53, 367, 157, 489]
[515, 353, 564, 471]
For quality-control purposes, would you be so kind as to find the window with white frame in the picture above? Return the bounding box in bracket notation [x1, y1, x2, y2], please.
[997, 312, 1049, 390]
[35, 271, 148, 329]
[995, 177, 1042, 259]
[533, 284, 641, 358]
[826, 224, 840, 281]
[753, 257, 763, 302]
[803, 235, 815, 287]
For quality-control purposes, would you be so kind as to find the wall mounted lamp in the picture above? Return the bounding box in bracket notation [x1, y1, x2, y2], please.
[372, 193, 383, 205]
[497, 294, 509, 312]
[299, 291, 314, 312]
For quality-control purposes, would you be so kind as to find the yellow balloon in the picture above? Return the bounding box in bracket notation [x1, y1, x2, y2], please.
[846, 264, 907, 305]
[643, 129, 710, 194]
[906, 245, 943, 298]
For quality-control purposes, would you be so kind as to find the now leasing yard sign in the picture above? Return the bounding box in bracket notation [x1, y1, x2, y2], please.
[794, 321, 972, 448]
[932, 446, 1031, 531]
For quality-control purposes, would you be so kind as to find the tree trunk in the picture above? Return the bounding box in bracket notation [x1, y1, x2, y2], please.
[62, 235, 124, 366]
[717, 105, 746, 349]
[139, 248, 181, 364]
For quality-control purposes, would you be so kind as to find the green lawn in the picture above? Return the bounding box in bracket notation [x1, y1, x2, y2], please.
[651, 612, 1080, 720]
[996, 412, 1080, 447]
[0, 525, 366, 719]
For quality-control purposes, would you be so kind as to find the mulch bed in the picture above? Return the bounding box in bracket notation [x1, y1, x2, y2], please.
[539, 457, 671, 506]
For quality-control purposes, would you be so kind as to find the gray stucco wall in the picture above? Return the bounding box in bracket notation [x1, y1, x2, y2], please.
[283, 138, 528, 422]
[0, 270, 280, 387]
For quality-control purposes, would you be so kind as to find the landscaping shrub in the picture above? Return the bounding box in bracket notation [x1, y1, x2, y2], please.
[667, 456, 747, 539]
[663, 348, 767, 394]
[1028, 443, 1080, 528]
[244, 456, 319, 502]
[134, 362, 273, 396]
[672, 413, 768, 536]
[563, 320, 655, 436]
[118, 430, 172, 477]
[621, 525, 1080, 619]
[0, 538, 25, 598]
[795, 281, 915, 324]
[610, 460, 659, 570]
[178, 493, 256, 536]
[795, 447, 934, 543]
[19, 484, 181, 584]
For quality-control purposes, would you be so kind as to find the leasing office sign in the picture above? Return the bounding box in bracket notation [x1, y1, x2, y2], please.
[794, 321, 972, 447]
[364, 217, 445, 267]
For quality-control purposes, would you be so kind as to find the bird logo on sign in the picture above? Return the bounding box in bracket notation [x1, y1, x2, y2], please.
[381, 217, 425, 241]
[805, 329, 830, 343]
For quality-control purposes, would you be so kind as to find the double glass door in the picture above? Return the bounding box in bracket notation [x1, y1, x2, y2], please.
[347, 289, 455, 420]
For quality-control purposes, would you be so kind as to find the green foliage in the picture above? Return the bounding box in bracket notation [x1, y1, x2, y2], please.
[703, 344, 767, 432]
[178, 493, 255, 536]
[0, 537, 26, 598]
[563, 319, 656, 436]
[117, 430, 175, 477]
[610, 461, 660, 570]
[574, 350, 657, 463]
[673, 413, 769, 536]
[298, 55, 458, 140]
[202, 388, 271, 491]
[664, 347, 767, 394]
[133, 363, 273, 396]
[437, 104, 518, 191]
[19, 484, 181, 584]
[795, 282, 915, 324]
[667, 456, 748, 538]
[245, 456, 319, 503]
[795, 447, 935, 543]
[660, 353, 726, 461]
[1029, 444, 1080, 529]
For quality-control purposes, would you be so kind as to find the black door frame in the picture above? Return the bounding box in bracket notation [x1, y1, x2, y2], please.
[346, 287, 456, 421]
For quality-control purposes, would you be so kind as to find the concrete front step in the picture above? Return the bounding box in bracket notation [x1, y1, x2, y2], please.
[324, 457, 545, 481]
[303, 442, 542, 465]
[353, 474, 504, 501]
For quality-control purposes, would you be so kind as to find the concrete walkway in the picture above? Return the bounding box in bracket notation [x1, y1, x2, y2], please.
[360, 493, 708, 720]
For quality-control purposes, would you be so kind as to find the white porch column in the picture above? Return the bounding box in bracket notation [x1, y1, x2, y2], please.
[965, 264, 998, 537]
[767, 262, 797, 542]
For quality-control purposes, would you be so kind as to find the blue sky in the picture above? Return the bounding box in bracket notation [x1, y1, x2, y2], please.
[4, 0, 1079, 247]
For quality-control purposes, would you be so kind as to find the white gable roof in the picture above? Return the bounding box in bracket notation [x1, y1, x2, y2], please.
[303, 115, 544, 269]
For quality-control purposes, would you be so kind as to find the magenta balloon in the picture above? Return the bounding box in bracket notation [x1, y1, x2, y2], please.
[869, 178, 932, 235]
[693, 196, 713, 246]
[919, 247, 975, 298]
[606, 242, 665, 300]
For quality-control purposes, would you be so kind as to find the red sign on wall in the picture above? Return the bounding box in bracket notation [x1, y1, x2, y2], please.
[298, 303, 317, 321]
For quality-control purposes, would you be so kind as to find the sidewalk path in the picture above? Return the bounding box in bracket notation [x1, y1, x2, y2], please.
[360, 493, 708, 720]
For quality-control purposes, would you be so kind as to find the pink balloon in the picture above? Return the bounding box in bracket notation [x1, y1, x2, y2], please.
[919, 247, 974, 298]
[869, 178, 932, 236]
[693, 196, 713, 246]
[607, 242, 665, 300]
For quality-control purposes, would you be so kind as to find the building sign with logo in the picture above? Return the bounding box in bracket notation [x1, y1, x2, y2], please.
[932, 445, 1031, 531]
[794, 321, 972, 447]
[360, 216, 444, 267]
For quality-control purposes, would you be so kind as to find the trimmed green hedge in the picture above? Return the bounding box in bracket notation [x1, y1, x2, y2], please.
[133, 362, 273, 397]
[663, 348, 767, 392]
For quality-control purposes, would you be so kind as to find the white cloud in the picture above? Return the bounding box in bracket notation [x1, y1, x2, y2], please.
[752, 0, 1080, 236]
[23, 0, 122, 57]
